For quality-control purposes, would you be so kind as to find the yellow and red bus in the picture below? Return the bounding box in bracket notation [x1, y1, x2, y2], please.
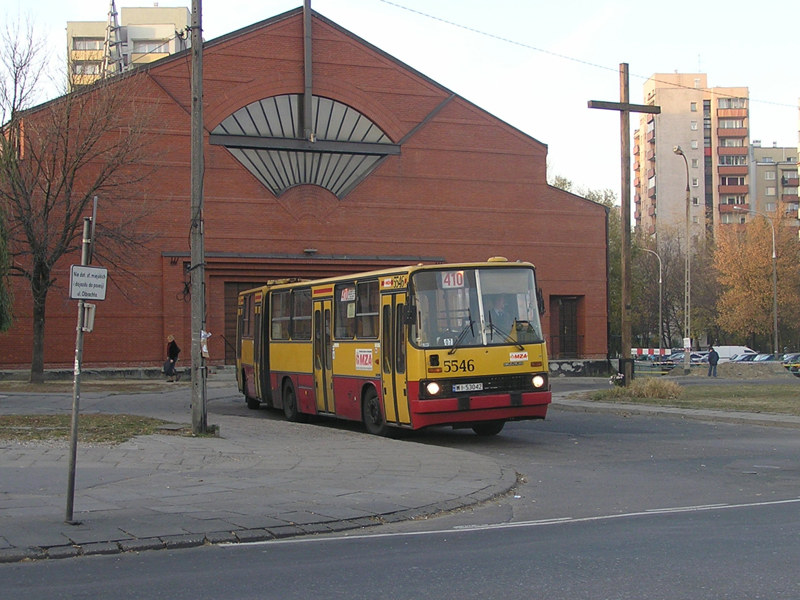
[236, 258, 551, 436]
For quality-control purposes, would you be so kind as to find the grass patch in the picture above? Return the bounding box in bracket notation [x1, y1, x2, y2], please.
[0, 414, 182, 444]
[588, 380, 800, 415]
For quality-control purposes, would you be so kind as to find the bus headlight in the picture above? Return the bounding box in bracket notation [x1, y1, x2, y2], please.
[532, 375, 546, 389]
[426, 381, 441, 396]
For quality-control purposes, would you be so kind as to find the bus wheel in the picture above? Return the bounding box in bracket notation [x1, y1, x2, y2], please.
[472, 421, 505, 436]
[362, 388, 388, 436]
[243, 372, 260, 410]
[283, 382, 302, 422]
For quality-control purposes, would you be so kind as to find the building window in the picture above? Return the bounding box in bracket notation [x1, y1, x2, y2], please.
[719, 119, 744, 129]
[720, 176, 746, 186]
[722, 195, 746, 205]
[765, 187, 776, 196]
[72, 61, 102, 75]
[720, 138, 744, 147]
[719, 156, 747, 166]
[691, 178, 699, 187]
[692, 216, 699, 224]
[691, 121, 698, 131]
[765, 203, 776, 212]
[719, 98, 747, 109]
[73, 37, 104, 51]
[132, 39, 169, 53]
[691, 140, 699, 149]
[690, 102, 697, 112]
[691, 158, 699, 168]
[785, 187, 798, 195]
[762, 157, 774, 163]
[692, 197, 699, 205]
[765, 172, 776, 180]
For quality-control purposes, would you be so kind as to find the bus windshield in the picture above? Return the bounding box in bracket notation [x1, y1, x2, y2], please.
[410, 267, 544, 349]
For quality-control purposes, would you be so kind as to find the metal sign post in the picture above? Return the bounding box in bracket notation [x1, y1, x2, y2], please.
[65, 217, 107, 523]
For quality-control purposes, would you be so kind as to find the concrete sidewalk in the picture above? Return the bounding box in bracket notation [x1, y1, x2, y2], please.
[0, 380, 515, 562]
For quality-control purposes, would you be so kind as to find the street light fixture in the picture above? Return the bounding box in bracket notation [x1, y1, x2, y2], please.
[673, 145, 691, 375]
[640, 247, 663, 358]
[733, 206, 778, 354]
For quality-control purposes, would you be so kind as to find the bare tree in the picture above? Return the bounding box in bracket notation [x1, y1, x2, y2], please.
[0, 21, 159, 381]
[0, 18, 47, 332]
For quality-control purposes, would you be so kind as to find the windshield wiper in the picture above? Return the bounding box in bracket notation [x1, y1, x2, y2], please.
[487, 313, 524, 350]
[447, 309, 475, 355]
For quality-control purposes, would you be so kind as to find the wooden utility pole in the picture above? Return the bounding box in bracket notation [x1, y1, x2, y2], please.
[589, 63, 660, 385]
[190, 0, 207, 433]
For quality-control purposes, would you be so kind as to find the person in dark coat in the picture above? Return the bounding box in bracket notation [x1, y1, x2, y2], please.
[166, 334, 181, 382]
[707, 346, 719, 377]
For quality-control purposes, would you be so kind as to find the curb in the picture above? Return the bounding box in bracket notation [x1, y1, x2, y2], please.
[0, 467, 517, 563]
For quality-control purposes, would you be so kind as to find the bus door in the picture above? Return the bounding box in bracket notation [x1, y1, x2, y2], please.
[381, 293, 410, 426]
[313, 299, 335, 414]
[253, 301, 271, 404]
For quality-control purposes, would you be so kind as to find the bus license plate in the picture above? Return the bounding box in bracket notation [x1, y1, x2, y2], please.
[453, 382, 483, 393]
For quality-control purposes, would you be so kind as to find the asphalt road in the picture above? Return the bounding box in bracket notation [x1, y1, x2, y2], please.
[3, 380, 800, 598]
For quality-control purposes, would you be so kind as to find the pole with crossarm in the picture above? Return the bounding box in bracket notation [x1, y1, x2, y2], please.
[589, 63, 660, 385]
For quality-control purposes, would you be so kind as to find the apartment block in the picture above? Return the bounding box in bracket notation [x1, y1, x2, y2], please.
[633, 73, 749, 242]
[749, 142, 799, 224]
[67, 5, 190, 89]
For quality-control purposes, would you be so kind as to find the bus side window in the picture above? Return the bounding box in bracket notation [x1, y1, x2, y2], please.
[292, 289, 312, 340]
[334, 284, 356, 339]
[271, 291, 290, 340]
[356, 280, 379, 339]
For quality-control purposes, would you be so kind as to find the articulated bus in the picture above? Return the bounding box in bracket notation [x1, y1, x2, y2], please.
[236, 258, 551, 436]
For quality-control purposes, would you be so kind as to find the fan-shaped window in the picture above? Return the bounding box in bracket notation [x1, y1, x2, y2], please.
[210, 95, 400, 198]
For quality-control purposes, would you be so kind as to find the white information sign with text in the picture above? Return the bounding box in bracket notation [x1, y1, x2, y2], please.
[70, 265, 108, 300]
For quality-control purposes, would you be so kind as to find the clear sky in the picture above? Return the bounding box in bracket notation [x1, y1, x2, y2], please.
[9, 0, 800, 196]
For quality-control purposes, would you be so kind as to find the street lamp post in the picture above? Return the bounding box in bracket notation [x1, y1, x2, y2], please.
[640, 248, 663, 358]
[734, 206, 778, 354]
[673, 146, 691, 375]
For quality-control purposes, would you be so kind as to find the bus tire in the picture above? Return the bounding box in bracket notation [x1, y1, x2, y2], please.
[362, 387, 388, 436]
[243, 371, 260, 410]
[282, 381, 302, 422]
[472, 421, 505, 436]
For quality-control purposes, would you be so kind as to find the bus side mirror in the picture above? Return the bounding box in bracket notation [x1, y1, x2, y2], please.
[536, 287, 546, 316]
[403, 304, 417, 325]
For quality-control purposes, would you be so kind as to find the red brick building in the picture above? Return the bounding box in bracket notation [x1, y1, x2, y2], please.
[1, 8, 608, 369]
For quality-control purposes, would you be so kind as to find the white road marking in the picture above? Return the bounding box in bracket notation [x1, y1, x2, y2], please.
[222, 497, 800, 548]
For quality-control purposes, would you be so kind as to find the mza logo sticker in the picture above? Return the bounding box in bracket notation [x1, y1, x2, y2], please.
[509, 351, 528, 363]
[355, 349, 374, 371]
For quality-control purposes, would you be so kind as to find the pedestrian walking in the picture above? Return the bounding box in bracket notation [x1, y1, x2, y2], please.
[165, 335, 181, 382]
[707, 346, 719, 377]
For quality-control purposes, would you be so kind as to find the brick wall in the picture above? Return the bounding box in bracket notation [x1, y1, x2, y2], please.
[0, 10, 608, 368]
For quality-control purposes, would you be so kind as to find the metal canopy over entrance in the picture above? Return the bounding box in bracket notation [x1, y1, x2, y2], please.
[210, 94, 400, 198]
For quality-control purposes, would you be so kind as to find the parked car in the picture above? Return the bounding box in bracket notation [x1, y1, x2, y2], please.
[661, 351, 705, 366]
[753, 353, 777, 362]
[730, 353, 758, 362]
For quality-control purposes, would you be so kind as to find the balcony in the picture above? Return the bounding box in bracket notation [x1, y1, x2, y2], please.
[719, 203, 749, 213]
[646, 130, 655, 143]
[782, 177, 799, 187]
[718, 166, 748, 176]
[718, 128, 748, 138]
[646, 149, 655, 161]
[634, 192, 641, 204]
[646, 167, 655, 179]
[647, 186, 656, 199]
[719, 185, 749, 194]
[718, 147, 748, 156]
[717, 108, 747, 118]
[782, 194, 799, 203]
[647, 204, 656, 217]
